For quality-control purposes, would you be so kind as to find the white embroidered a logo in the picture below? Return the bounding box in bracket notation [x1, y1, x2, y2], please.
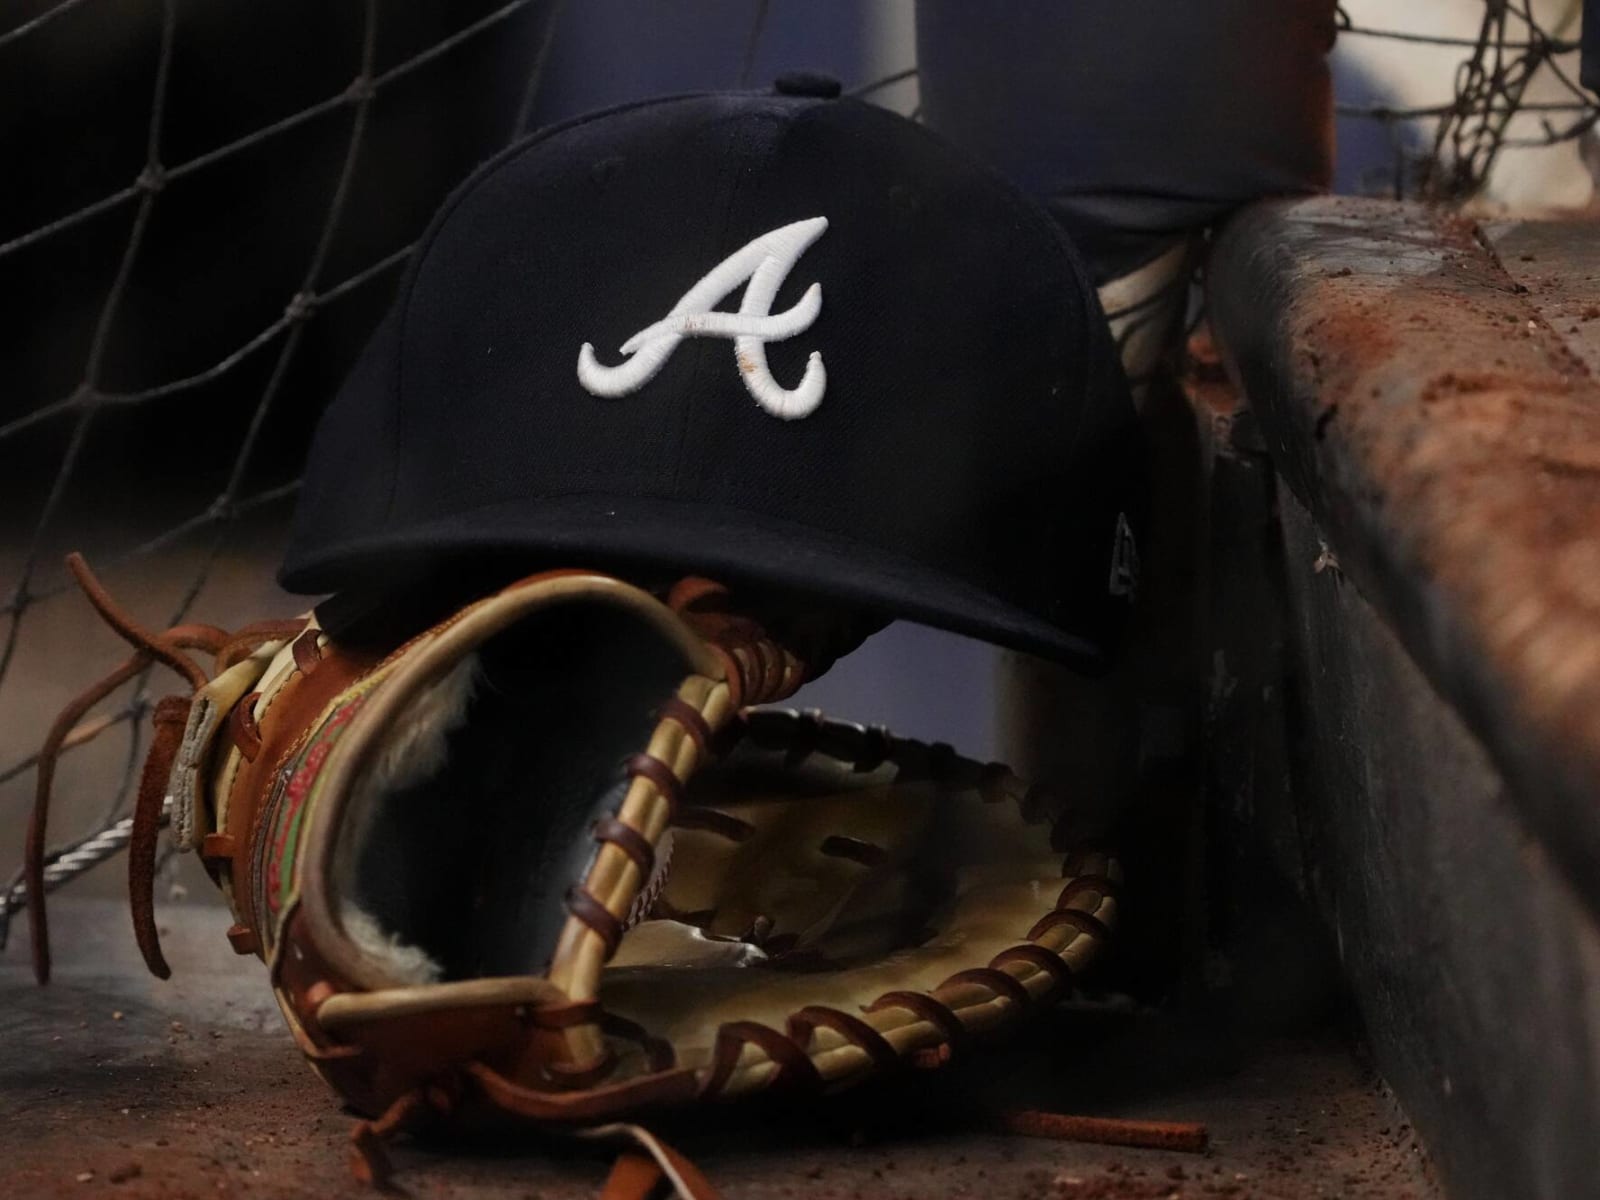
[577, 216, 828, 420]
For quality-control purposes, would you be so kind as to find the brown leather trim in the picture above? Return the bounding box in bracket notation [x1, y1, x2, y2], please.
[591, 817, 655, 874]
[303, 980, 338, 1011]
[564, 886, 624, 958]
[990, 943, 1076, 994]
[229, 693, 263, 761]
[201, 832, 237, 860]
[700, 1020, 822, 1098]
[657, 696, 712, 755]
[25, 558, 241, 984]
[226, 923, 260, 956]
[625, 753, 684, 816]
[746, 640, 779, 701]
[864, 991, 968, 1058]
[597, 1140, 723, 1200]
[1056, 875, 1120, 906]
[671, 807, 755, 842]
[704, 645, 745, 710]
[664, 576, 729, 613]
[461, 1060, 698, 1121]
[1027, 909, 1113, 943]
[599, 1152, 663, 1200]
[347, 1086, 432, 1188]
[942, 966, 1031, 1009]
[128, 696, 190, 979]
[787, 1005, 899, 1073]
[524, 1000, 604, 1030]
[291, 629, 323, 674]
[225, 643, 381, 941]
[599, 1152, 665, 1200]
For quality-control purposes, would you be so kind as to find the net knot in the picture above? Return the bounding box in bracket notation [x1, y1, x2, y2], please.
[344, 75, 376, 105]
[136, 165, 167, 195]
[284, 292, 317, 323]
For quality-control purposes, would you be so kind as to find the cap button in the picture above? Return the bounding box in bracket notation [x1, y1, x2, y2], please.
[773, 72, 842, 99]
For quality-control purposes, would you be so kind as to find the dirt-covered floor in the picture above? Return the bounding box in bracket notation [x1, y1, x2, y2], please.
[1, 899, 1437, 1200]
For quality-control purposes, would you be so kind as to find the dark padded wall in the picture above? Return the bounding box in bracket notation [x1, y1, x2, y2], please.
[916, 0, 1337, 280]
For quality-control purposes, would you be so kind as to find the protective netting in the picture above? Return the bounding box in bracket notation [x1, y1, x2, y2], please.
[1336, 1, 1597, 201]
[0, 0, 566, 941]
[0, 1, 1593, 941]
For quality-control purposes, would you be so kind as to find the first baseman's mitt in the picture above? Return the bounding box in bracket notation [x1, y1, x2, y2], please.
[30, 557, 1120, 1197]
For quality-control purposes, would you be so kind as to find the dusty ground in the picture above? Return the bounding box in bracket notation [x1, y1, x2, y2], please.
[1, 900, 1437, 1200]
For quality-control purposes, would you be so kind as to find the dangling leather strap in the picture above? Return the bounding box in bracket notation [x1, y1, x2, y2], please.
[27, 632, 221, 985]
[127, 695, 192, 980]
[64, 553, 214, 692]
[577, 1124, 723, 1200]
[599, 1152, 670, 1200]
[27, 553, 286, 985]
[347, 1086, 434, 1188]
[29, 650, 151, 984]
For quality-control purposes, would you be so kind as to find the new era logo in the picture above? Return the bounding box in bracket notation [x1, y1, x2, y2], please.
[1108, 512, 1140, 599]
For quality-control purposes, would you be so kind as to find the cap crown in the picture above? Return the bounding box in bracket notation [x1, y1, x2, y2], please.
[283, 90, 1144, 664]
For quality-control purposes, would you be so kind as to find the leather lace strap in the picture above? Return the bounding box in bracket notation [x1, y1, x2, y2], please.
[127, 696, 191, 979]
[27, 553, 291, 985]
[625, 753, 684, 818]
[1026, 908, 1112, 943]
[347, 1086, 437, 1188]
[565, 886, 625, 959]
[656, 695, 712, 755]
[786, 1005, 900, 1073]
[864, 990, 969, 1063]
[343, 1072, 720, 1195]
[665, 577, 809, 708]
[700, 1020, 823, 1098]
[462, 1060, 698, 1121]
[591, 817, 655, 875]
[584, 1127, 723, 1200]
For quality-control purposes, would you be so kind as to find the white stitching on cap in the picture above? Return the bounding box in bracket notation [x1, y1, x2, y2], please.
[577, 216, 828, 420]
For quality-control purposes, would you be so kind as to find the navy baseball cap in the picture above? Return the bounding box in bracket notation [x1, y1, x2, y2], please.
[280, 78, 1145, 668]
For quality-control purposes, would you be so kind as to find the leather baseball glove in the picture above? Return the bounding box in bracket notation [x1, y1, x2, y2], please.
[29, 556, 1120, 1197]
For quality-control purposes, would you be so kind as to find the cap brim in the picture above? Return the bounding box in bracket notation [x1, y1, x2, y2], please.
[278, 493, 1110, 670]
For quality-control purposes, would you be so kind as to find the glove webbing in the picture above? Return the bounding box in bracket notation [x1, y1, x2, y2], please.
[553, 707, 1120, 1101]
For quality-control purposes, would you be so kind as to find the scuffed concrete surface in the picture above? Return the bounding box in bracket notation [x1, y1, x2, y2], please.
[1, 900, 1437, 1199]
[1486, 218, 1600, 379]
[1211, 199, 1600, 919]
